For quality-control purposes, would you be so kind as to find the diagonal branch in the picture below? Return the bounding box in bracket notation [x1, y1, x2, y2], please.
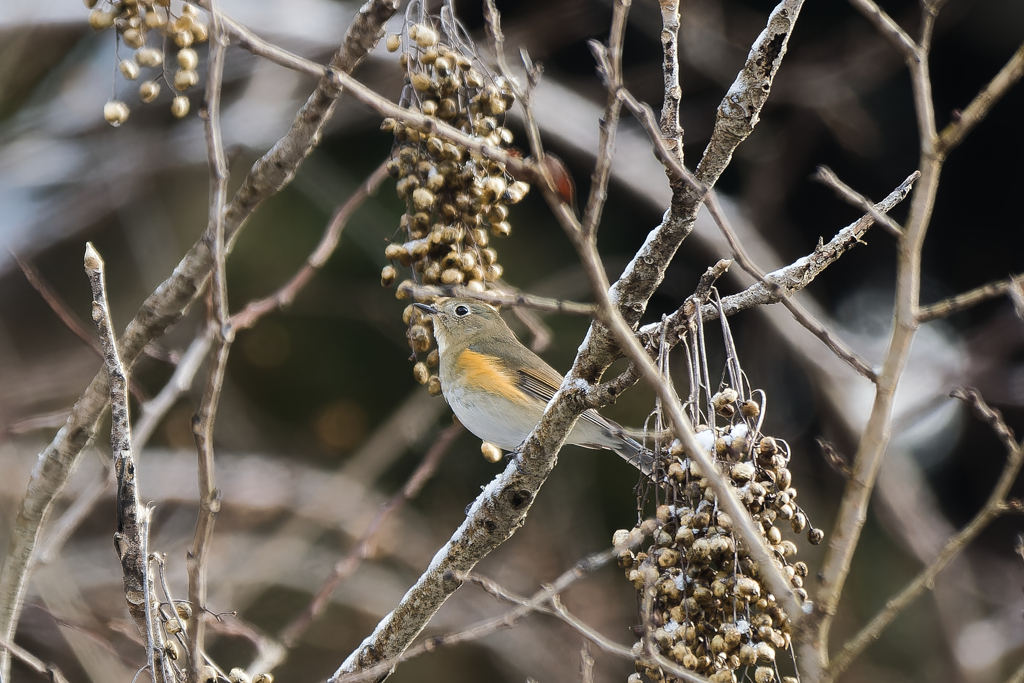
[639, 171, 920, 348]
[847, 0, 918, 63]
[815, 166, 905, 238]
[702, 190, 878, 381]
[938, 39, 1024, 155]
[580, 0, 630, 238]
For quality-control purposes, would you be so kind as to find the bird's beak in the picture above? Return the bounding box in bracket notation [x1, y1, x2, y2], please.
[413, 302, 438, 315]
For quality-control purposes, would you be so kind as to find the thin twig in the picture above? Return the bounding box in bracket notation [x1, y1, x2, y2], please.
[11, 250, 151, 402]
[815, 2, 946, 670]
[278, 424, 461, 651]
[814, 166, 905, 238]
[186, 5, 231, 679]
[580, 0, 631, 238]
[847, 0, 918, 62]
[11, 250, 102, 356]
[950, 387, 1017, 455]
[404, 284, 595, 316]
[918, 274, 1024, 323]
[215, 11, 326, 79]
[938, 39, 1024, 155]
[84, 243, 165, 681]
[826, 388, 1024, 681]
[639, 171, 920, 347]
[231, 160, 391, 331]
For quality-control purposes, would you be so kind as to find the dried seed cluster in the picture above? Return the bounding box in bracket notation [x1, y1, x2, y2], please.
[86, 0, 209, 125]
[617, 390, 822, 683]
[379, 16, 528, 391]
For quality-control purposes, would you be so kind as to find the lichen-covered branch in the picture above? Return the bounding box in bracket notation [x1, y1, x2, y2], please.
[84, 243, 169, 683]
[639, 170, 920, 347]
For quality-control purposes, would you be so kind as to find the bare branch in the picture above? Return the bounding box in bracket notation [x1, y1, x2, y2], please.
[0, 635, 71, 683]
[580, 0, 631, 238]
[918, 274, 1024, 323]
[84, 243, 167, 681]
[185, 3, 232, 676]
[641, 171, 920, 348]
[658, 0, 684, 167]
[215, 11, 326, 79]
[938, 39, 1024, 155]
[277, 424, 461, 654]
[403, 284, 595, 316]
[815, 0, 947, 663]
[950, 387, 1018, 456]
[847, 0, 918, 63]
[815, 166, 904, 238]
[11, 250, 102, 357]
[335, 533, 645, 683]
[601, 0, 805, 366]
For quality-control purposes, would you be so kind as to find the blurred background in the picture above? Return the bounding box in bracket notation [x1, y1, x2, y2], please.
[0, 0, 1022, 681]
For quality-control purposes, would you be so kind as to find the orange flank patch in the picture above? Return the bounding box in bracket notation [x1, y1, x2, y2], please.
[456, 349, 527, 401]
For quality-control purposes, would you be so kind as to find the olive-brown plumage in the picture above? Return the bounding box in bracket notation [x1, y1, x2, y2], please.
[415, 298, 653, 473]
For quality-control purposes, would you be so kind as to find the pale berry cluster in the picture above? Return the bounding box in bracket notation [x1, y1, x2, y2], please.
[86, 0, 209, 125]
[617, 390, 822, 683]
[379, 16, 528, 392]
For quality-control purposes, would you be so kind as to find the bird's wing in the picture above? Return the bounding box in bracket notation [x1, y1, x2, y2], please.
[515, 365, 618, 434]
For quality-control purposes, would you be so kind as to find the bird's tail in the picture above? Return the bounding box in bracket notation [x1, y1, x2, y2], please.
[611, 433, 656, 477]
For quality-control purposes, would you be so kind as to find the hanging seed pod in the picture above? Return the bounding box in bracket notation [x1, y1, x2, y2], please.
[139, 80, 161, 103]
[171, 95, 190, 118]
[173, 69, 199, 91]
[118, 59, 140, 80]
[176, 47, 198, 70]
[103, 100, 129, 126]
[137, 47, 164, 67]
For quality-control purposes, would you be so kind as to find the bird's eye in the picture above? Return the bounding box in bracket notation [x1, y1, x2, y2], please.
[454, 305, 470, 317]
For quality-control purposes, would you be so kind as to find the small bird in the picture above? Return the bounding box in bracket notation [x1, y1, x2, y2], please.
[414, 298, 653, 474]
